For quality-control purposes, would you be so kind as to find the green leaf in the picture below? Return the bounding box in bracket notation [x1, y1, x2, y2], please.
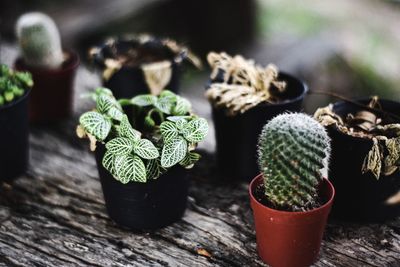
[107, 106, 123, 121]
[146, 158, 165, 180]
[118, 115, 141, 142]
[134, 139, 159, 159]
[102, 151, 115, 175]
[161, 136, 188, 168]
[105, 137, 134, 155]
[176, 118, 188, 130]
[96, 94, 115, 113]
[131, 95, 157, 106]
[79, 111, 111, 140]
[166, 115, 192, 122]
[173, 96, 191, 115]
[179, 152, 201, 168]
[182, 118, 208, 143]
[114, 154, 146, 183]
[155, 93, 176, 114]
[160, 121, 178, 142]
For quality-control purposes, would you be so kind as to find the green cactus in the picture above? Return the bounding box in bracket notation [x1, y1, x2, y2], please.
[0, 65, 33, 107]
[257, 113, 331, 211]
[16, 12, 63, 69]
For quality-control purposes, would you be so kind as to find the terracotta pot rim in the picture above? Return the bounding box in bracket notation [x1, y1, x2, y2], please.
[15, 50, 80, 75]
[0, 88, 31, 112]
[249, 174, 335, 216]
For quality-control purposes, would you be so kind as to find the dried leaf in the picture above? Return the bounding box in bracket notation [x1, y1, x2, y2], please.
[362, 138, 382, 179]
[141, 61, 172, 95]
[196, 248, 212, 258]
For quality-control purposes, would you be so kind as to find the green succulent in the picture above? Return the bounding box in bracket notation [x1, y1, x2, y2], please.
[78, 88, 208, 184]
[0, 64, 33, 106]
[257, 113, 331, 211]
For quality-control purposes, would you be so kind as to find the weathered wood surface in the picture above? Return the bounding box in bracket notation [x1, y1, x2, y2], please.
[0, 46, 399, 267]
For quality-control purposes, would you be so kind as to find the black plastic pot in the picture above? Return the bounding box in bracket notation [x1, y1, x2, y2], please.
[94, 144, 188, 230]
[0, 89, 30, 182]
[211, 72, 308, 181]
[328, 99, 400, 222]
[91, 38, 184, 99]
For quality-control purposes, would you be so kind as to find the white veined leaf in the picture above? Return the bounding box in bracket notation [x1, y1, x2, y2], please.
[160, 121, 178, 142]
[114, 154, 147, 183]
[179, 152, 201, 169]
[102, 150, 116, 175]
[79, 111, 111, 141]
[154, 93, 176, 114]
[144, 115, 156, 128]
[146, 158, 165, 180]
[118, 115, 141, 142]
[166, 115, 191, 122]
[107, 106, 124, 121]
[96, 94, 115, 113]
[161, 136, 188, 168]
[131, 94, 157, 106]
[176, 118, 188, 130]
[134, 139, 159, 159]
[105, 137, 134, 155]
[182, 118, 209, 143]
[173, 96, 192, 116]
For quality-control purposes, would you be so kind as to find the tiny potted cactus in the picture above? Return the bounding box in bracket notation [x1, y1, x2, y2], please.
[14, 12, 79, 123]
[77, 88, 208, 230]
[249, 113, 335, 267]
[315, 97, 400, 221]
[206, 52, 307, 181]
[89, 34, 201, 99]
[0, 64, 33, 181]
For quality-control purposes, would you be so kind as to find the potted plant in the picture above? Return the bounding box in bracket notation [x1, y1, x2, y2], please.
[14, 12, 80, 123]
[314, 97, 400, 221]
[89, 34, 201, 99]
[206, 52, 308, 181]
[249, 113, 335, 267]
[77, 88, 208, 230]
[0, 64, 33, 181]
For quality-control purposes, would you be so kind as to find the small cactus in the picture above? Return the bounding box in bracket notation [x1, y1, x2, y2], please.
[257, 113, 331, 211]
[0, 64, 33, 106]
[16, 12, 63, 69]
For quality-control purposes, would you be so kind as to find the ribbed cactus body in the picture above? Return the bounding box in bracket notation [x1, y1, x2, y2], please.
[16, 12, 63, 69]
[257, 113, 331, 211]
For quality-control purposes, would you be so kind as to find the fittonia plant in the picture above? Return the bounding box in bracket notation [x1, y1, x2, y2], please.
[77, 88, 208, 184]
[0, 64, 33, 106]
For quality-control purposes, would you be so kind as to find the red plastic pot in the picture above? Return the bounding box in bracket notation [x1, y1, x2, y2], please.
[249, 174, 335, 267]
[14, 51, 79, 123]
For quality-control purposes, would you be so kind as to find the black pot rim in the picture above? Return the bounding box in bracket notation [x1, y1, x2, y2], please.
[0, 88, 31, 112]
[209, 71, 308, 113]
[91, 36, 188, 69]
[15, 50, 80, 75]
[329, 98, 400, 143]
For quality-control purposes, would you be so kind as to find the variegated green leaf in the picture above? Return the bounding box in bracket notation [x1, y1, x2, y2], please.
[79, 111, 111, 141]
[173, 96, 191, 115]
[167, 115, 191, 122]
[131, 94, 157, 106]
[176, 118, 188, 130]
[144, 115, 156, 128]
[114, 154, 146, 183]
[102, 151, 115, 175]
[105, 137, 134, 155]
[107, 106, 124, 121]
[146, 158, 165, 180]
[119, 115, 141, 142]
[179, 152, 201, 169]
[161, 136, 187, 168]
[134, 139, 159, 159]
[182, 118, 208, 142]
[96, 94, 115, 113]
[160, 121, 178, 142]
[155, 93, 176, 114]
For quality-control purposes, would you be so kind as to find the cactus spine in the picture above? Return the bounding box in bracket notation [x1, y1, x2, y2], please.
[257, 113, 331, 211]
[16, 12, 63, 69]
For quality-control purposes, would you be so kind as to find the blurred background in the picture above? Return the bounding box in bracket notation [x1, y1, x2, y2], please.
[1, 0, 400, 150]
